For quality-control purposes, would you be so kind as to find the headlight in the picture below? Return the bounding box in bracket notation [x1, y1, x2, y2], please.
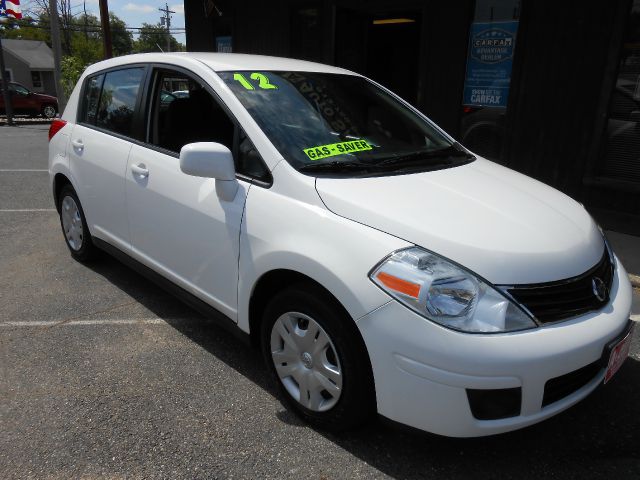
[369, 247, 537, 333]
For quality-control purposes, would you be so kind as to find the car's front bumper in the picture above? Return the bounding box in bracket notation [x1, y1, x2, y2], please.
[356, 257, 634, 437]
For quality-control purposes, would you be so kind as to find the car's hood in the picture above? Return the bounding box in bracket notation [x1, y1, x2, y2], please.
[315, 158, 604, 284]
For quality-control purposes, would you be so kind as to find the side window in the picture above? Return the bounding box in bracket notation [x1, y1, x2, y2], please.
[147, 68, 270, 183]
[80, 74, 104, 125]
[96, 67, 144, 137]
[13, 84, 30, 96]
[148, 69, 234, 153]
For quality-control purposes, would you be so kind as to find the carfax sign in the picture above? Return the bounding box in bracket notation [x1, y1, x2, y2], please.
[462, 21, 518, 108]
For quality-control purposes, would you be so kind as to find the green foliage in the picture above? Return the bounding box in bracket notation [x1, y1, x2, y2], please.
[133, 23, 183, 53]
[109, 13, 133, 56]
[60, 55, 84, 98]
[1, 12, 135, 64]
[0, 17, 50, 42]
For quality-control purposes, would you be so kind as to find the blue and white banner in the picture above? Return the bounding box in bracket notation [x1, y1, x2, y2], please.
[462, 21, 518, 108]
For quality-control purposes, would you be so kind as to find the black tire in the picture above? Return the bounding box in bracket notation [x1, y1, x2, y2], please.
[41, 104, 57, 119]
[261, 283, 376, 432]
[58, 185, 97, 262]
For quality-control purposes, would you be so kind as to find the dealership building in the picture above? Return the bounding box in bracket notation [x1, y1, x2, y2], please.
[184, 0, 640, 234]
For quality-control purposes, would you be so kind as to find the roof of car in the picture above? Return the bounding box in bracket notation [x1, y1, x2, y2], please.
[85, 52, 355, 76]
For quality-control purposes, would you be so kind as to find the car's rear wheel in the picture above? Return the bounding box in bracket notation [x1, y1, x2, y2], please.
[58, 185, 96, 262]
[42, 104, 57, 119]
[261, 284, 376, 431]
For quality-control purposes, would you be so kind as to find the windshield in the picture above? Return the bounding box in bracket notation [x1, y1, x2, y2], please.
[218, 71, 474, 176]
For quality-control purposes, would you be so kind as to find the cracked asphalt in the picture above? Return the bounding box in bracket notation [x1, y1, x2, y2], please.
[1, 124, 639, 479]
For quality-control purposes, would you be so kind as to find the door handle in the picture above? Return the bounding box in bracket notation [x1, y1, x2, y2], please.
[131, 163, 149, 178]
[71, 139, 84, 151]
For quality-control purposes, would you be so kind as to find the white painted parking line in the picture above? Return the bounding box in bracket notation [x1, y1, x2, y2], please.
[1, 318, 168, 327]
[0, 209, 56, 212]
[632, 314, 640, 322]
[0, 169, 49, 172]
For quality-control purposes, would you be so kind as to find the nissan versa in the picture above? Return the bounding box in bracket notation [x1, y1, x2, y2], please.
[48, 53, 634, 437]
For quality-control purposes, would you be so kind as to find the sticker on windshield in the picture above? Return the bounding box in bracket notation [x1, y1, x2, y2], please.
[303, 140, 373, 161]
[233, 73, 278, 90]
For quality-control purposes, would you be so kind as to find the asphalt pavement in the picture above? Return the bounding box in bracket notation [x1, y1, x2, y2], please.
[1, 124, 639, 479]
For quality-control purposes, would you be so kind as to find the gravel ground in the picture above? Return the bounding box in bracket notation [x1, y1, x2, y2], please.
[1, 124, 639, 479]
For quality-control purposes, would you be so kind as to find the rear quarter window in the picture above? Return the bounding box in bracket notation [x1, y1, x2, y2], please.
[80, 74, 104, 125]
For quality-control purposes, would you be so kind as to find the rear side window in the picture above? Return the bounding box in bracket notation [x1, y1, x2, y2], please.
[80, 74, 104, 125]
[95, 68, 144, 137]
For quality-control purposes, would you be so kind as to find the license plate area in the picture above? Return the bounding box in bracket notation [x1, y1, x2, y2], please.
[604, 322, 635, 384]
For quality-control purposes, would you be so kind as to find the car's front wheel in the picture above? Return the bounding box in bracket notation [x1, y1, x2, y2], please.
[261, 284, 376, 431]
[58, 185, 96, 262]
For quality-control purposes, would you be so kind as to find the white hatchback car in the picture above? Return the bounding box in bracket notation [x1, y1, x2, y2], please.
[48, 53, 634, 437]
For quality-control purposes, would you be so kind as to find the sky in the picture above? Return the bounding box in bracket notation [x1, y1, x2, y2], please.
[22, 0, 186, 43]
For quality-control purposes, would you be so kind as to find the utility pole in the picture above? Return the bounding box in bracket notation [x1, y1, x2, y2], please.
[0, 33, 15, 126]
[159, 3, 175, 53]
[49, 0, 67, 113]
[98, 0, 113, 58]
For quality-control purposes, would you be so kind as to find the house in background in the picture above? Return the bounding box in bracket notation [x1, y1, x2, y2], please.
[2, 39, 56, 96]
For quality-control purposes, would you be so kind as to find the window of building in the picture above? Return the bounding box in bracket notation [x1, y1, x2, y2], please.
[31, 71, 42, 89]
[599, 0, 640, 183]
[290, 6, 323, 62]
[96, 67, 145, 137]
[460, 0, 520, 160]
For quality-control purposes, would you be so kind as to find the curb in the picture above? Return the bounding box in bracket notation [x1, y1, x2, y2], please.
[630, 274, 640, 289]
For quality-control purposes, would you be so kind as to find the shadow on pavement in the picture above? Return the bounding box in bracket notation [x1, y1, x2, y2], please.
[85, 253, 640, 479]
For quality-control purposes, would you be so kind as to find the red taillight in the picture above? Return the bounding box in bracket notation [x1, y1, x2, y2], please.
[48, 119, 67, 142]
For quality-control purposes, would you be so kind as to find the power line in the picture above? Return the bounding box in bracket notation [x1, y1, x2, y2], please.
[0, 22, 186, 32]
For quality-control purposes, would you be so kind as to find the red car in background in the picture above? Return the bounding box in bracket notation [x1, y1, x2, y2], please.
[0, 81, 59, 119]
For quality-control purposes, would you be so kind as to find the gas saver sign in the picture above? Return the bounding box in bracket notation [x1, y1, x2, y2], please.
[462, 21, 518, 108]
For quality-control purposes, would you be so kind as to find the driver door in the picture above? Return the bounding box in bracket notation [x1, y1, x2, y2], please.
[8, 83, 33, 113]
[125, 67, 249, 320]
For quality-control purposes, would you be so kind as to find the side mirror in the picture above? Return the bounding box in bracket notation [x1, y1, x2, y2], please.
[179, 142, 238, 201]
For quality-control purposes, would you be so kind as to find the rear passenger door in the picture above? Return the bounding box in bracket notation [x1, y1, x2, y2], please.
[69, 67, 146, 251]
[125, 67, 270, 320]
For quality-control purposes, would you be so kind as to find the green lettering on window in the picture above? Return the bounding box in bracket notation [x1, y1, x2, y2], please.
[233, 72, 278, 90]
[233, 73, 255, 90]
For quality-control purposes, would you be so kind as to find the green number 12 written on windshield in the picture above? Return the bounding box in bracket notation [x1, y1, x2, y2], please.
[233, 73, 278, 90]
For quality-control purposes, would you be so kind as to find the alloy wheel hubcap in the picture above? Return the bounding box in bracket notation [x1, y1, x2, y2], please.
[270, 311, 343, 412]
[61, 196, 83, 251]
[44, 106, 56, 118]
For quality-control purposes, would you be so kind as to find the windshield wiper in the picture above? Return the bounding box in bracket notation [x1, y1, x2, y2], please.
[376, 145, 474, 167]
[298, 160, 381, 173]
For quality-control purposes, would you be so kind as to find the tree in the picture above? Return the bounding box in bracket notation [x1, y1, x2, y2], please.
[1, 11, 134, 62]
[60, 55, 84, 98]
[29, 0, 74, 55]
[0, 17, 50, 43]
[134, 23, 183, 54]
[109, 13, 133, 57]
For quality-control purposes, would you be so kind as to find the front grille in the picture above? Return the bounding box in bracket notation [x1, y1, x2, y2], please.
[505, 249, 614, 324]
[542, 361, 602, 407]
